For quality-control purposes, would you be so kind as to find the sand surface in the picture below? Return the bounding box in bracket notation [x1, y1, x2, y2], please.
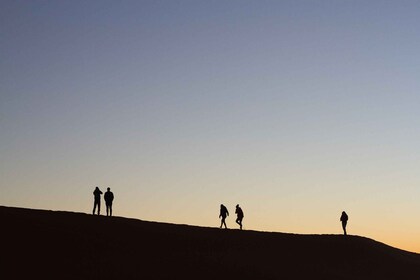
[2, 206, 419, 279]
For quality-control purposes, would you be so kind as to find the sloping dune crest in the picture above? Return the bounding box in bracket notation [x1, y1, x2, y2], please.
[2, 206, 419, 279]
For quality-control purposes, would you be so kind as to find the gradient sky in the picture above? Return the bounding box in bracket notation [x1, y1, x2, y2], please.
[2, 0, 420, 252]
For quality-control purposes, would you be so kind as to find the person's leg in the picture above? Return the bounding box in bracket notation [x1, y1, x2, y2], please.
[222, 217, 226, 228]
[236, 218, 241, 229]
[342, 222, 347, 235]
[239, 218, 243, 230]
[93, 202, 96, 215]
[109, 204, 112, 217]
[97, 202, 100, 215]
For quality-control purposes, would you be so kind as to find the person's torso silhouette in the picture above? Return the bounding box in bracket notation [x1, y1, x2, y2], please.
[104, 190, 114, 205]
[235, 206, 243, 218]
[220, 205, 228, 217]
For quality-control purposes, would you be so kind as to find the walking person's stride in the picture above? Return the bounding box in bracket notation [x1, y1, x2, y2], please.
[219, 204, 229, 229]
[235, 204, 244, 230]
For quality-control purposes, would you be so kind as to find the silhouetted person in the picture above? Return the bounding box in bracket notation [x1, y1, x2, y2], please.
[92, 187, 103, 215]
[235, 204, 244, 230]
[104, 187, 114, 217]
[219, 204, 229, 229]
[340, 211, 348, 235]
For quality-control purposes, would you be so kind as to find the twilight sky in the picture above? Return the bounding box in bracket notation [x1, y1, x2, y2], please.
[1, 0, 420, 252]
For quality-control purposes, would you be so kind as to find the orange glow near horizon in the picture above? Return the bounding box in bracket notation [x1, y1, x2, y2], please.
[2, 0, 420, 256]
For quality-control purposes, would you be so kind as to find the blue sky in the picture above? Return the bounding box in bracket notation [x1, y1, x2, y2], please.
[2, 1, 420, 252]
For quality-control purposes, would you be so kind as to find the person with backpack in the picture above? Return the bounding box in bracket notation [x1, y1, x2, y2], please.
[104, 187, 114, 217]
[92, 187, 103, 215]
[340, 211, 349, 235]
[235, 204, 244, 230]
[219, 204, 229, 229]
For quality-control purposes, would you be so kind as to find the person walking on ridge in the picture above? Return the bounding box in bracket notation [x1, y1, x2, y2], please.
[219, 204, 229, 229]
[93, 187, 103, 215]
[235, 204, 244, 230]
[104, 187, 114, 217]
[340, 211, 348, 235]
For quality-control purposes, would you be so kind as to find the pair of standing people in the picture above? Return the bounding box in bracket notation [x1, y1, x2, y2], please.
[93, 187, 114, 216]
[219, 204, 244, 230]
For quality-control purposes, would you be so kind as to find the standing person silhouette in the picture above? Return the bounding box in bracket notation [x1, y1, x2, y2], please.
[104, 187, 114, 217]
[340, 211, 349, 235]
[235, 204, 244, 230]
[92, 187, 103, 215]
[219, 204, 229, 229]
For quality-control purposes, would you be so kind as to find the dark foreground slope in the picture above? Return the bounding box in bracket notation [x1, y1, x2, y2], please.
[2, 206, 419, 280]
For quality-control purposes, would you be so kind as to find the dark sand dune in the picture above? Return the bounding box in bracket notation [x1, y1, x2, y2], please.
[2, 206, 419, 279]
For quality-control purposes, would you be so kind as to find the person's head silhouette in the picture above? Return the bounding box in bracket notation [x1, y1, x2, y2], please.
[107, 187, 110, 191]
